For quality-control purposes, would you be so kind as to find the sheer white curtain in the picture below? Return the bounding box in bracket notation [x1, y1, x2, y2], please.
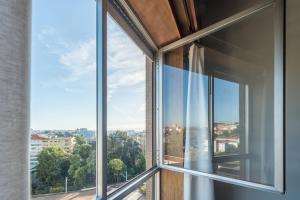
[183, 44, 214, 200]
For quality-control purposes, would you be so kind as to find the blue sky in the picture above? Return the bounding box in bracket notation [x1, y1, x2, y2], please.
[31, 0, 238, 131]
[214, 78, 239, 123]
[163, 66, 239, 127]
[31, 0, 146, 130]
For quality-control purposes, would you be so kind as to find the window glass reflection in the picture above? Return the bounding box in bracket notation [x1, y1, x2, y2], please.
[214, 78, 240, 156]
[107, 14, 153, 194]
[162, 5, 276, 186]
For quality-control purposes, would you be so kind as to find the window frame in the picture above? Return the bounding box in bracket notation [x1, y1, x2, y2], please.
[157, 0, 284, 193]
[96, 0, 159, 199]
[97, 0, 284, 199]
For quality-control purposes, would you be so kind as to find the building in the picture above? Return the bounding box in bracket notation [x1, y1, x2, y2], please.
[76, 128, 96, 140]
[214, 122, 239, 135]
[30, 134, 49, 170]
[214, 137, 240, 153]
[30, 134, 76, 170]
[47, 136, 76, 153]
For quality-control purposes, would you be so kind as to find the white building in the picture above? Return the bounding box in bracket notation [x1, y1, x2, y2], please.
[30, 134, 76, 171]
[47, 136, 76, 153]
[30, 134, 49, 170]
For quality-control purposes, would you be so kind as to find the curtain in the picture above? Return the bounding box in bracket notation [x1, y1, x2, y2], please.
[183, 44, 214, 200]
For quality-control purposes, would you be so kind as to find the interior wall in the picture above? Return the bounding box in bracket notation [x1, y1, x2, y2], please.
[0, 0, 31, 200]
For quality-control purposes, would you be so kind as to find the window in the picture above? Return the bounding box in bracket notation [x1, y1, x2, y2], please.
[106, 14, 154, 194]
[29, 0, 283, 199]
[94, 0, 159, 199]
[160, 1, 283, 191]
[30, 0, 96, 198]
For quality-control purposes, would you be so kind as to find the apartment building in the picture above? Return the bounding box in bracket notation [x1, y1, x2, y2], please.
[47, 136, 76, 153]
[30, 134, 49, 170]
[30, 134, 75, 170]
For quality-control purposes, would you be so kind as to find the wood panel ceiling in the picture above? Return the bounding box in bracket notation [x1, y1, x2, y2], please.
[126, 0, 201, 48]
[127, 0, 181, 48]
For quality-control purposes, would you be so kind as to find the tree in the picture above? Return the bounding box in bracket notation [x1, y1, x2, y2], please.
[108, 159, 126, 183]
[107, 131, 146, 183]
[68, 136, 95, 187]
[87, 150, 96, 176]
[36, 146, 70, 186]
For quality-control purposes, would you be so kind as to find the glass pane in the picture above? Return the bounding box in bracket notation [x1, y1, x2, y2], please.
[215, 161, 241, 179]
[162, 5, 277, 186]
[214, 78, 240, 156]
[107, 15, 153, 194]
[30, 0, 96, 199]
[163, 47, 209, 170]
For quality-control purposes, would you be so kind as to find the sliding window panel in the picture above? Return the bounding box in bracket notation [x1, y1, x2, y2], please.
[161, 3, 283, 189]
[162, 46, 209, 170]
[30, 0, 97, 199]
[106, 14, 154, 194]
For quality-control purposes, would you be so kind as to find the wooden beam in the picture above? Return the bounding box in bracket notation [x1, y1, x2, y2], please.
[185, 0, 201, 31]
[127, 0, 181, 47]
[168, 0, 191, 37]
[160, 170, 183, 200]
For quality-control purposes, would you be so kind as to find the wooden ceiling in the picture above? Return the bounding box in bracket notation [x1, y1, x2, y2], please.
[126, 0, 202, 48]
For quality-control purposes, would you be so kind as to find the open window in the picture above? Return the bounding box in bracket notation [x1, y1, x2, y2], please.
[159, 0, 284, 193]
[29, 0, 284, 199]
[98, 0, 284, 199]
[97, 0, 159, 199]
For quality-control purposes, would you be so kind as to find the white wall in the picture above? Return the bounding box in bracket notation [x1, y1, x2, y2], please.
[0, 0, 31, 199]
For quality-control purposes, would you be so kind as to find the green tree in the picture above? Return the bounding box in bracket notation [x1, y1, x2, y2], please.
[107, 131, 146, 183]
[108, 158, 126, 183]
[68, 136, 95, 187]
[36, 146, 70, 186]
[87, 150, 96, 176]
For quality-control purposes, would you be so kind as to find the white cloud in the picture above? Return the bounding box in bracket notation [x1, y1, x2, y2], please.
[107, 16, 146, 99]
[37, 26, 96, 83]
[36, 19, 146, 130]
[38, 19, 145, 96]
[108, 70, 145, 89]
[37, 26, 69, 54]
[138, 103, 145, 113]
[59, 39, 96, 81]
[108, 105, 145, 130]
